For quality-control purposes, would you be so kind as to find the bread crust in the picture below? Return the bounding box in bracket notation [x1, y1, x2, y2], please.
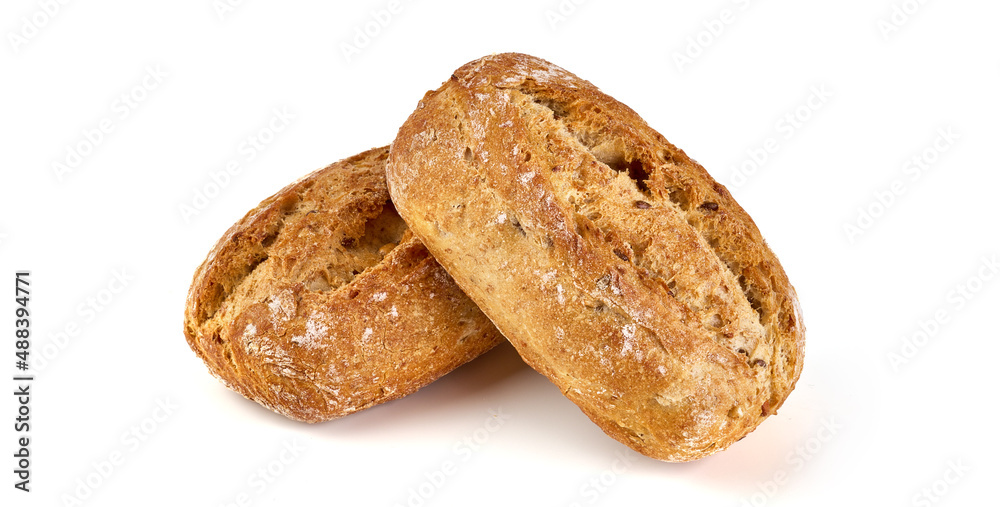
[386, 54, 805, 461]
[184, 146, 503, 423]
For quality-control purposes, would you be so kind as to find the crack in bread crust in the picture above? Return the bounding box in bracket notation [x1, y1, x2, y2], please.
[509, 86, 766, 357]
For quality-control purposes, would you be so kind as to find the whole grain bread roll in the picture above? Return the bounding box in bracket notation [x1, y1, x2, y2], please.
[386, 54, 805, 461]
[184, 147, 503, 422]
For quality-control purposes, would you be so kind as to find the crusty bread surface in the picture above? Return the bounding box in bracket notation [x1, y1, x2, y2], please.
[184, 146, 503, 423]
[386, 53, 805, 461]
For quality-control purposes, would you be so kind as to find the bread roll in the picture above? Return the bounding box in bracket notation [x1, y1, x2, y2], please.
[386, 54, 805, 461]
[184, 147, 503, 422]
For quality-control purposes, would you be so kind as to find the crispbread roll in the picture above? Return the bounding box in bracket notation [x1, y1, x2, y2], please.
[386, 54, 805, 461]
[184, 147, 503, 423]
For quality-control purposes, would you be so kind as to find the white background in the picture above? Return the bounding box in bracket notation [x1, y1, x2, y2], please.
[2, 1, 999, 506]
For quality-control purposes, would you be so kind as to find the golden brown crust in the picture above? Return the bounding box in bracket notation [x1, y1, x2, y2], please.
[386, 54, 805, 461]
[184, 146, 503, 423]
